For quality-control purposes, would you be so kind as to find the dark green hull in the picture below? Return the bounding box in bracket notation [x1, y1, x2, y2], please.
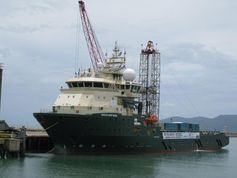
[33, 112, 229, 154]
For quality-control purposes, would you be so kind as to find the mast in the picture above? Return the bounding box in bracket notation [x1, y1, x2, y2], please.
[78, 1, 105, 70]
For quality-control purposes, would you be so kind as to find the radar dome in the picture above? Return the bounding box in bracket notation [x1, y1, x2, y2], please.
[123, 68, 136, 81]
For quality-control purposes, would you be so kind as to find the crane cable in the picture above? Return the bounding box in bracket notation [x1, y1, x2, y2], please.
[74, 1, 80, 74]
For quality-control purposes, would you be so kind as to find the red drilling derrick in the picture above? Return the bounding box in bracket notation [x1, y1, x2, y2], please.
[78, 1, 104, 70]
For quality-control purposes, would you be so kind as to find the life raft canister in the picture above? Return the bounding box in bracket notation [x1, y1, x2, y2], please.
[145, 114, 158, 124]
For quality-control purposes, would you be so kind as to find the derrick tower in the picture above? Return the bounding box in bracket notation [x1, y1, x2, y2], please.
[139, 41, 160, 117]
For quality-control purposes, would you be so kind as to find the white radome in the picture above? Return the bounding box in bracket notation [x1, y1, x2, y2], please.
[123, 68, 136, 81]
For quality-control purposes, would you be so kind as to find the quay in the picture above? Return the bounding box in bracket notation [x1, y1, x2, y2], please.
[1, 120, 54, 159]
[25, 129, 54, 153]
[0, 121, 25, 159]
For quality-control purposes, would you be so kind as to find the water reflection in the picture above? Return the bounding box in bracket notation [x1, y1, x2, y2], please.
[43, 149, 230, 178]
[46, 154, 159, 178]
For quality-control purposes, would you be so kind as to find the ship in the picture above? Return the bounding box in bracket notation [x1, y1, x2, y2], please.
[33, 1, 229, 153]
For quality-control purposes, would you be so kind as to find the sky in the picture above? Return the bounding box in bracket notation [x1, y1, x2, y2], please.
[0, 0, 236, 127]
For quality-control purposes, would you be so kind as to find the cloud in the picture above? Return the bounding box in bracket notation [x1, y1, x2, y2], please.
[0, 0, 237, 127]
[0, 47, 11, 59]
[0, 0, 77, 33]
[160, 43, 237, 118]
[0, 24, 52, 33]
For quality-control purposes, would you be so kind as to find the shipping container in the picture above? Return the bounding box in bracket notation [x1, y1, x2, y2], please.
[163, 122, 200, 132]
[164, 123, 178, 131]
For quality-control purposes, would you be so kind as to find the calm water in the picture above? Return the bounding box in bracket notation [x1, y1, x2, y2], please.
[0, 138, 236, 178]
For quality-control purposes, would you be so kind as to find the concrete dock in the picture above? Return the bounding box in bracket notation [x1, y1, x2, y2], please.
[0, 121, 25, 159]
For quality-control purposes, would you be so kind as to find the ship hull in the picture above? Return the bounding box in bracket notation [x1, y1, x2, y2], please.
[33, 112, 229, 154]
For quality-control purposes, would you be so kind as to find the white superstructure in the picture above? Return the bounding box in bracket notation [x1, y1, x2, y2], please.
[53, 44, 141, 116]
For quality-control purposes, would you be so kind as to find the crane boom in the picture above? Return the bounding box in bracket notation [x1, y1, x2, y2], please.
[78, 1, 104, 70]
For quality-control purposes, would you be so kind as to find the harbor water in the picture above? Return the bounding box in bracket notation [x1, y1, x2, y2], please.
[0, 138, 236, 178]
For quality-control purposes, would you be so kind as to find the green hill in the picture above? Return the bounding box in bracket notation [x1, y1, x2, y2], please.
[161, 115, 237, 132]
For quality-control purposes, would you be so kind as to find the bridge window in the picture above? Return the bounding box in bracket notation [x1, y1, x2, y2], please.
[131, 85, 136, 92]
[137, 86, 141, 92]
[94, 82, 103, 88]
[67, 82, 73, 88]
[72, 82, 77, 87]
[84, 82, 92, 87]
[67, 82, 85, 88]
[116, 84, 120, 90]
[126, 85, 130, 90]
[78, 82, 84, 87]
[104, 83, 109, 88]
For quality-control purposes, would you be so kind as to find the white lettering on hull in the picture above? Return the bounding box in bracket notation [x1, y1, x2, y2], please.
[162, 132, 200, 140]
[101, 114, 118, 117]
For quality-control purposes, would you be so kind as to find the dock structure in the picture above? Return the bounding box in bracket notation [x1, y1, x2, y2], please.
[0, 135, 21, 159]
[25, 129, 54, 153]
[0, 121, 25, 159]
[1, 122, 54, 158]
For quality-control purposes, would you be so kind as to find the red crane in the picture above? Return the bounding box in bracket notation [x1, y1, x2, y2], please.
[78, 1, 104, 70]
